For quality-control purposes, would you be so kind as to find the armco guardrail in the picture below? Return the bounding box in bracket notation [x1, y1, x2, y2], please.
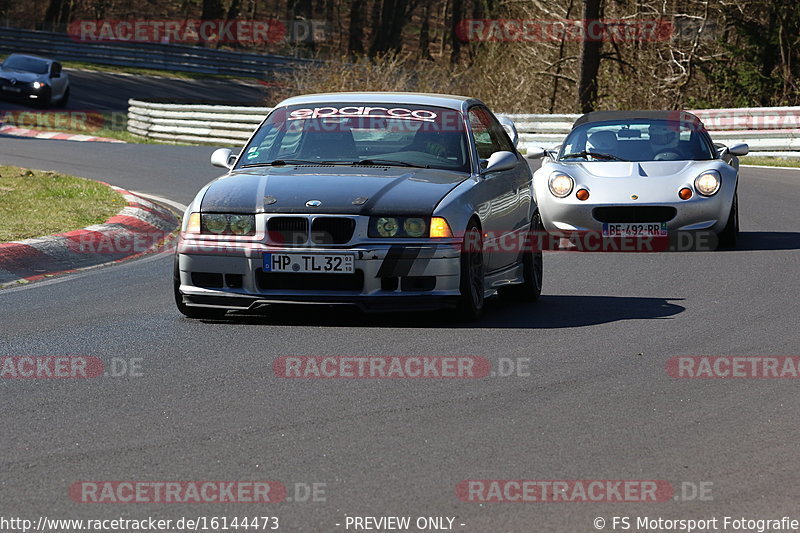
[127, 100, 800, 156]
[0, 27, 316, 78]
[128, 99, 270, 144]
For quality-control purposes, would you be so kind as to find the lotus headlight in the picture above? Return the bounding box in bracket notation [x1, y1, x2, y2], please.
[694, 170, 721, 196]
[548, 172, 574, 198]
[375, 217, 400, 237]
[403, 218, 427, 237]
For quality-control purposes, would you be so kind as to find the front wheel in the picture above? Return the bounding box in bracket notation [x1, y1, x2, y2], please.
[716, 192, 739, 249]
[56, 86, 70, 107]
[173, 260, 227, 319]
[499, 214, 543, 302]
[456, 221, 485, 320]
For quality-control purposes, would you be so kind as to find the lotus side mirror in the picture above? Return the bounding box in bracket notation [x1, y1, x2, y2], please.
[728, 143, 749, 157]
[525, 145, 547, 159]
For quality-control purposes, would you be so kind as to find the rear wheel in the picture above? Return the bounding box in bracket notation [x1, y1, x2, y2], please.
[499, 214, 543, 302]
[173, 260, 227, 319]
[456, 221, 485, 320]
[716, 192, 739, 249]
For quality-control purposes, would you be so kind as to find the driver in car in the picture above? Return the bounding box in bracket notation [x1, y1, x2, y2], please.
[648, 123, 682, 160]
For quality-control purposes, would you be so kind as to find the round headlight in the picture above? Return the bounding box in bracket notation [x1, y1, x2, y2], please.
[403, 218, 427, 237]
[32, 81, 43, 89]
[229, 215, 255, 235]
[376, 217, 399, 237]
[549, 172, 574, 198]
[204, 214, 228, 234]
[694, 170, 721, 196]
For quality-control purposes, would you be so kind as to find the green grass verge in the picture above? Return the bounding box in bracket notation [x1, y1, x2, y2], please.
[0, 166, 123, 242]
[740, 156, 800, 168]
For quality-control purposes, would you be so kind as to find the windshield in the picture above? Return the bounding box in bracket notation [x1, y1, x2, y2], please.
[558, 119, 716, 162]
[237, 103, 470, 172]
[2, 55, 49, 74]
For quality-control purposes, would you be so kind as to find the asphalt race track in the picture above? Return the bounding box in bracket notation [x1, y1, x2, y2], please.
[0, 69, 267, 112]
[1, 137, 800, 532]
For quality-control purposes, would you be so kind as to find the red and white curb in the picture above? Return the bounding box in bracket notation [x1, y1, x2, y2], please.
[0, 185, 180, 288]
[0, 125, 125, 143]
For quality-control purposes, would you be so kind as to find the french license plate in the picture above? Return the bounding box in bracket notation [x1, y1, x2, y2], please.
[1, 86, 21, 93]
[602, 222, 668, 237]
[263, 253, 354, 274]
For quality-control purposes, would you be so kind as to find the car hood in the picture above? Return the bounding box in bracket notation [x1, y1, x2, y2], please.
[540, 160, 733, 204]
[200, 165, 469, 215]
[0, 70, 43, 83]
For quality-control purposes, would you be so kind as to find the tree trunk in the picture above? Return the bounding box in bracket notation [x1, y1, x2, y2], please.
[577, 0, 603, 113]
[450, 0, 463, 64]
[348, 0, 366, 56]
[419, 2, 432, 60]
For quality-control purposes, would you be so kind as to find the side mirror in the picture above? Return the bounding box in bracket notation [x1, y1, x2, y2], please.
[481, 151, 518, 174]
[525, 145, 547, 159]
[51, 63, 62, 78]
[497, 115, 519, 148]
[728, 143, 749, 156]
[211, 148, 235, 169]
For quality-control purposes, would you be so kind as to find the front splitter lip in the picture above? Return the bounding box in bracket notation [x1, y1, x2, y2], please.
[180, 289, 457, 312]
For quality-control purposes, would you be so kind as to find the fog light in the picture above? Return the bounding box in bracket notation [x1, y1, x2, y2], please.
[679, 187, 693, 200]
[576, 189, 590, 201]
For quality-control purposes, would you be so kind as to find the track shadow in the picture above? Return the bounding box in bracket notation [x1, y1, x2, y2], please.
[202, 294, 685, 329]
[726, 231, 800, 251]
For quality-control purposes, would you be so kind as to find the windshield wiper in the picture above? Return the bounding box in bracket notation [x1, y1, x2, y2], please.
[560, 151, 628, 162]
[240, 159, 353, 168]
[356, 159, 430, 169]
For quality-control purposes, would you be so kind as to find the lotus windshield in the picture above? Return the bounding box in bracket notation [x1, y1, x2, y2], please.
[238, 103, 470, 172]
[558, 119, 716, 162]
[2, 55, 49, 74]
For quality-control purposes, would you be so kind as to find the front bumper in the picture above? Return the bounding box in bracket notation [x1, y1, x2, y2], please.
[176, 238, 462, 312]
[538, 194, 732, 235]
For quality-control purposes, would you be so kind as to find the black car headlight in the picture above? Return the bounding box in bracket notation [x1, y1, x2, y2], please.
[31, 81, 45, 90]
[199, 213, 256, 236]
[369, 216, 428, 238]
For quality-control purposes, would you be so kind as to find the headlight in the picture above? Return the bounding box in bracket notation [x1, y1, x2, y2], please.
[203, 214, 229, 234]
[200, 213, 256, 236]
[548, 172, 574, 198]
[369, 216, 433, 238]
[375, 217, 399, 237]
[229, 214, 255, 235]
[694, 170, 721, 196]
[31, 81, 43, 89]
[403, 217, 427, 237]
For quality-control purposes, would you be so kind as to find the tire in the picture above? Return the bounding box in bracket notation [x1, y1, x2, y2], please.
[716, 192, 739, 249]
[173, 260, 228, 319]
[56, 86, 69, 107]
[499, 213, 543, 302]
[456, 220, 485, 320]
[34, 88, 51, 109]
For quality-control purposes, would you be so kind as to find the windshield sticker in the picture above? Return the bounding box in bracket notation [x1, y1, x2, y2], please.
[288, 107, 438, 122]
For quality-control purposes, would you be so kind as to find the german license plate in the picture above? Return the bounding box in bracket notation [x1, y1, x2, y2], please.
[264, 253, 354, 274]
[602, 222, 667, 237]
